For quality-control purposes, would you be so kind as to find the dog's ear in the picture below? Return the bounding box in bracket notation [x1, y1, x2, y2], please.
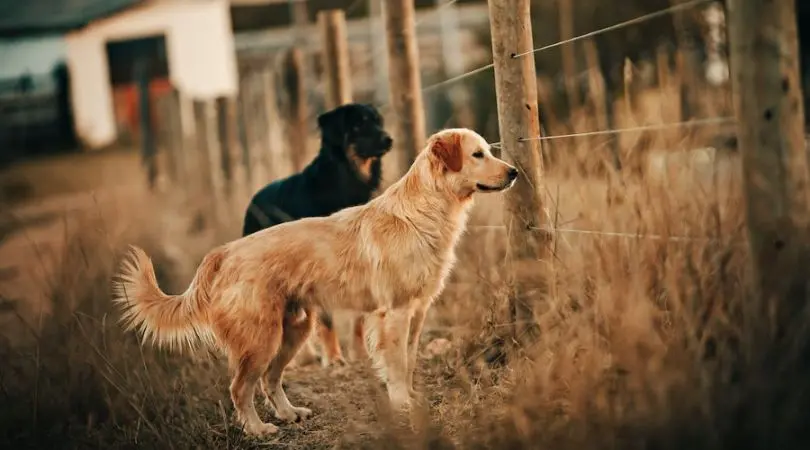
[430, 132, 463, 172]
[317, 108, 347, 147]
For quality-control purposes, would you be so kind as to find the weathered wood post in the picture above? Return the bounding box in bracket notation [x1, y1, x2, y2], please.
[215, 96, 234, 197]
[192, 100, 209, 197]
[383, 0, 427, 172]
[135, 60, 158, 190]
[282, 48, 309, 172]
[318, 9, 352, 109]
[489, 0, 550, 345]
[368, 0, 389, 105]
[159, 88, 184, 185]
[728, 0, 810, 338]
[204, 99, 227, 228]
[262, 68, 286, 182]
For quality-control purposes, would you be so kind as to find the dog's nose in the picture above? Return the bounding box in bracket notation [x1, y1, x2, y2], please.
[382, 136, 393, 148]
[507, 167, 519, 181]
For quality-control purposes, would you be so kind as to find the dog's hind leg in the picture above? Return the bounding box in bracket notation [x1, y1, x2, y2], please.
[364, 307, 413, 412]
[262, 304, 316, 422]
[229, 344, 279, 436]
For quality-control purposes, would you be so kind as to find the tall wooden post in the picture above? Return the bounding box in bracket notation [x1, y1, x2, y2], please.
[192, 100, 210, 198]
[318, 9, 352, 109]
[262, 68, 286, 181]
[135, 60, 158, 190]
[289, 0, 312, 91]
[162, 89, 184, 185]
[215, 96, 234, 196]
[728, 0, 810, 336]
[204, 99, 227, 227]
[235, 86, 251, 190]
[282, 48, 309, 172]
[383, 0, 426, 171]
[489, 0, 550, 345]
[368, 0, 388, 105]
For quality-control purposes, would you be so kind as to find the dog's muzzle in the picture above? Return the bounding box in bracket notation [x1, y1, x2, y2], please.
[380, 135, 393, 152]
[366, 135, 393, 157]
[476, 167, 519, 192]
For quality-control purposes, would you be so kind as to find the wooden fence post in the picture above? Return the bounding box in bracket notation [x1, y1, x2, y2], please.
[318, 9, 352, 109]
[192, 100, 208, 195]
[154, 89, 183, 185]
[262, 68, 286, 182]
[368, 0, 389, 105]
[383, 0, 427, 171]
[204, 99, 227, 227]
[282, 48, 309, 172]
[235, 85, 251, 191]
[135, 61, 158, 190]
[489, 0, 550, 345]
[216, 96, 236, 197]
[728, 0, 810, 337]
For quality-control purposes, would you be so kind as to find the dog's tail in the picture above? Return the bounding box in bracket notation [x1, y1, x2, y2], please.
[112, 245, 223, 352]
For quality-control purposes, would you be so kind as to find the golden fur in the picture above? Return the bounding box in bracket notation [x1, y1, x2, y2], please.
[112, 128, 518, 436]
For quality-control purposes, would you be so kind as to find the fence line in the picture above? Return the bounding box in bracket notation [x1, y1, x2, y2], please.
[470, 224, 740, 245]
[512, 0, 714, 59]
[487, 116, 735, 149]
[526, 116, 734, 142]
[419, 0, 713, 96]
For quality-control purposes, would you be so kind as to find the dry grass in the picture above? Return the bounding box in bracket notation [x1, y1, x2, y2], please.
[2, 77, 810, 450]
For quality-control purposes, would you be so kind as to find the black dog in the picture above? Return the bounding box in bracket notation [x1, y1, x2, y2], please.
[242, 103, 391, 235]
[242, 103, 393, 365]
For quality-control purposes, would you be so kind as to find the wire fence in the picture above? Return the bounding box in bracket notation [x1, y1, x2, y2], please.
[412, 0, 732, 245]
[419, 0, 715, 95]
[488, 116, 736, 148]
[470, 224, 743, 245]
[289, 0, 736, 245]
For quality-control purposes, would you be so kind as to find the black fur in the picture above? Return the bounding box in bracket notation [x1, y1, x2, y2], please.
[242, 102, 392, 237]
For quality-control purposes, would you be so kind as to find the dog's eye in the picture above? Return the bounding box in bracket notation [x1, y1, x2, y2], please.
[472, 151, 484, 159]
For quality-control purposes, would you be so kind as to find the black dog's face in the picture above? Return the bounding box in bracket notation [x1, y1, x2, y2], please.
[317, 103, 393, 159]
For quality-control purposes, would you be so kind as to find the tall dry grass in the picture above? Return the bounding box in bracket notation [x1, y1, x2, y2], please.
[3, 47, 810, 450]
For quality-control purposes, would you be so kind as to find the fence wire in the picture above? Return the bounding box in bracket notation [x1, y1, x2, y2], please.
[470, 224, 741, 246]
[420, 0, 714, 95]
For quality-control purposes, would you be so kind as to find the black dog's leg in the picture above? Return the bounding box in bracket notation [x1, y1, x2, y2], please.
[316, 310, 347, 366]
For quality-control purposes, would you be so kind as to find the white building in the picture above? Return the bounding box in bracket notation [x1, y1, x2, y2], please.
[0, 0, 269, 150]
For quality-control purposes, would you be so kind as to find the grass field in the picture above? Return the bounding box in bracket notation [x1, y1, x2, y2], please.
[1, 121, 809, 450]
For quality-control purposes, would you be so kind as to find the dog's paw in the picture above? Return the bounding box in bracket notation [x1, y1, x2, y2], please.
[324, 356, 348, 369]
[389, 392, 413, 415]
[275, 405, 313, 423]
[408, 387, 426, 407]
[243, 421, 279, 436]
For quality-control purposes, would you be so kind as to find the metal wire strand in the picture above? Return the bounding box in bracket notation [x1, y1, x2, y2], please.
[511, 0, 713, 59]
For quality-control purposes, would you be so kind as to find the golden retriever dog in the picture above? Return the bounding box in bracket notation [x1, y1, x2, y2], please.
[112, 128, 518, 436]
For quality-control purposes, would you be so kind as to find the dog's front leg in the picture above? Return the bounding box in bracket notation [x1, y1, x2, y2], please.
[406, 303, 429, 397]
[365, 307, 413, 412]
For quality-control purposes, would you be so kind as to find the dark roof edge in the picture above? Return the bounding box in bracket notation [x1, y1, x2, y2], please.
[0, 0, 143, 38]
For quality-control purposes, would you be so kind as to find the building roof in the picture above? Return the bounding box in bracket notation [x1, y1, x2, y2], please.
[0, 0, 144, 37]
